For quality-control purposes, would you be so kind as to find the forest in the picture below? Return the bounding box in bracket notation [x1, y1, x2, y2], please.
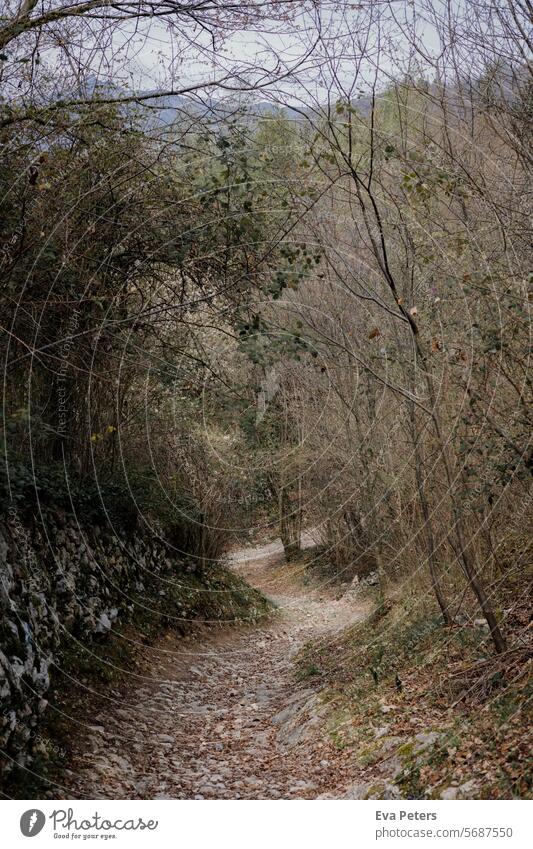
[0, 0, 531, 803]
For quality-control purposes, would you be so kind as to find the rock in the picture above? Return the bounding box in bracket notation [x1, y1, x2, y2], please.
[272, 704, 298, 725]
[456, 781, 477, 799]
[243, 776, 262, 786]
[290, 779, 317, 791]
[108, 754, 133, 773]
[440, 780, 479, 800]
[344, 782, 372, 799]
[381, 735, 404, 753]
[413, 731, 439, 752]
[33, 663, 50, 694]
[382, 754, 403, 778]
[374, 725, 390, 739]
[96, 612, 112, 633]
[344, 780, 400, 800]
[440, 785, 459, 800]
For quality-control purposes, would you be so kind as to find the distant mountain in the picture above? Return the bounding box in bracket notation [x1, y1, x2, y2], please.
[45, 75, 374, 129]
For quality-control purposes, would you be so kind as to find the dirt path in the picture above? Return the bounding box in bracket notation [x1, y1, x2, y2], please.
[59, 541, 367, 799]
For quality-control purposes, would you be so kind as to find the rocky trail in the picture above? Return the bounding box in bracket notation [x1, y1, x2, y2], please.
[56, 539, 369, 799]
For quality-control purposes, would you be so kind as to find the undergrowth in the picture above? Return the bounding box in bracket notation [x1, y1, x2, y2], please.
[296, 574, 532, 799]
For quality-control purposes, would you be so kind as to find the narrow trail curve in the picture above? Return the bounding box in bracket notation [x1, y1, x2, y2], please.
[60, 541, 367, 799]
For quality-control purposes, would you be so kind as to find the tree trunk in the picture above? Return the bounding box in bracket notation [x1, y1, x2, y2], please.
[279, 484, 301, 561]
[408, 399, 453, 625]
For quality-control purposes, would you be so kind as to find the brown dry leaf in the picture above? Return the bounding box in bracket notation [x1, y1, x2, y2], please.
[368, 328, 380, 340]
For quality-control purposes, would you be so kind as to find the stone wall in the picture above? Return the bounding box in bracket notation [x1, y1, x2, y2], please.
[0, 503, 213, 780]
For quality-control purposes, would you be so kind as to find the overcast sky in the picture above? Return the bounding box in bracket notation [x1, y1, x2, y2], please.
[106, 2, 444, 103]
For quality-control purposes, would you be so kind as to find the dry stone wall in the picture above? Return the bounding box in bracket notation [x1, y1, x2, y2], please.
[0, 505, 189, 779]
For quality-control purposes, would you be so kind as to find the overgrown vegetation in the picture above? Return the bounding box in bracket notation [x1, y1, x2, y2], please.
[297, 569, 531, 798]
